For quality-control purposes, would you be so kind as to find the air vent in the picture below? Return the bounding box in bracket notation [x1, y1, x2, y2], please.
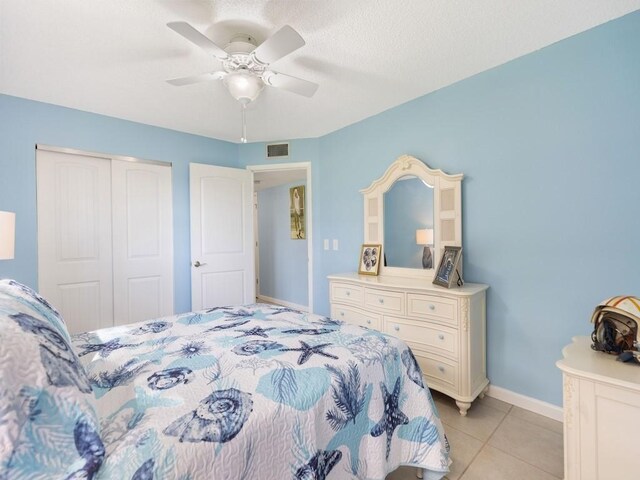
[266, 143, 289, 159]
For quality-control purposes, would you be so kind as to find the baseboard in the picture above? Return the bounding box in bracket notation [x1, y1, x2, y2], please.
[487, 385, 563, 423]
[256, 295, 308, 313]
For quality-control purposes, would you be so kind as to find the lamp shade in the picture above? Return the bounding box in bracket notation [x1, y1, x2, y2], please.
[0, 211, 16, 260]
[416, 228, 434, 246]
[223, 70, 265, 104]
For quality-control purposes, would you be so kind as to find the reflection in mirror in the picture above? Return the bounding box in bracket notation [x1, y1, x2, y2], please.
[383, 176, 434, 269]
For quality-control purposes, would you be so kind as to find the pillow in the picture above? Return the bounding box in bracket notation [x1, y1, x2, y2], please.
[0, 279, 105, 479]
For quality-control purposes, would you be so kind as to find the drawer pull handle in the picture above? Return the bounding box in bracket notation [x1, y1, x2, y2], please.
[378, 298, 384, 304]
[429, 304, 435, 310]
[394, 325, 400, 332]
[346, 291, 350, 296]
[366, 320, 372, 325]
[438, 334, 445, 340]
[340, 311, 344, 317]
[438, 366, 445, 373]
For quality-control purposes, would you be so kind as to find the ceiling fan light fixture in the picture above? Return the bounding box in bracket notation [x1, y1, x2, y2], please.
[223, 70, 265, 104]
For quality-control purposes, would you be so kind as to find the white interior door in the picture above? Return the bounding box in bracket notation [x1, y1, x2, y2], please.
[37, 149, 113, 333]
[111, 160, 174, 325]
[190, 163, 254, 310]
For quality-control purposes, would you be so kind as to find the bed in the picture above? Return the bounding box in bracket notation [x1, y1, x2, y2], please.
[0, 279, 450, 479]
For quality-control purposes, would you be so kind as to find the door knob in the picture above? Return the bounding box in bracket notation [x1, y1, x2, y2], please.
[193, 260, 206, 268]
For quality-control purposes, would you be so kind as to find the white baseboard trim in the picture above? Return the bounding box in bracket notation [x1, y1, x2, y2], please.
[487, 385, 563, 423]
[256, 295, 308, 313]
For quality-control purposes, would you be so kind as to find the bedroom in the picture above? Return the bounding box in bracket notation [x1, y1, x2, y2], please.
[1, 1, 640, 479]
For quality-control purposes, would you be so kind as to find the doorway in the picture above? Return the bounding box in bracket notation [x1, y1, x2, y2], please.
[247, 162, 313, 313]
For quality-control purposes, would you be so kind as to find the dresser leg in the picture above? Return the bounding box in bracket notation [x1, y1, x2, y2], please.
[479, 385, 489, 399]
[456, 400, 471, 416]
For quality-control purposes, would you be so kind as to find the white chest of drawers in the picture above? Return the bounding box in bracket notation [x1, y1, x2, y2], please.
[328, 272, 489, 415]
[557, 337, 640, 480]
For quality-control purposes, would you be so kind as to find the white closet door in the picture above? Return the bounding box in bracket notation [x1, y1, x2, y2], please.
[37, 150, 113, 333]
[111, 160, 174, 325]
[190, 163, 254, 310]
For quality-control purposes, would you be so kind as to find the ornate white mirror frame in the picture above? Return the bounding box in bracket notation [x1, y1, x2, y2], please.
[361, 154, 463, 279]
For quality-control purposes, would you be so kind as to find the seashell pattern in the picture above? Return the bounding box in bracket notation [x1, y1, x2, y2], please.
[147, 367, 193, 390]
[401, 348, 425, 388]
[163, 388, 253, 443]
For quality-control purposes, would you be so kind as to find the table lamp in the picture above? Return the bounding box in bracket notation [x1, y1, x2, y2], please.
[0, 211, 16, 260]
[416, 228, 433, 269]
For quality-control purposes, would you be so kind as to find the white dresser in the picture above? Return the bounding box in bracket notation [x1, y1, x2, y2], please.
[557, 336, 640, 480]
[328, 272, 489, 415]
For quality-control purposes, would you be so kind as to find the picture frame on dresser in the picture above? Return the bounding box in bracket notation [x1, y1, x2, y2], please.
[358, 244, 381, 276]
[433, 246, 463, 288]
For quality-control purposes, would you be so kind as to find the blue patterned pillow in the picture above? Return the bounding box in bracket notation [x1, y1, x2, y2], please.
[0, 280, 105, 479]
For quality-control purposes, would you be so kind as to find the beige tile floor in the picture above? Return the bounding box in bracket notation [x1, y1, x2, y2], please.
[387, 390, 564, 480]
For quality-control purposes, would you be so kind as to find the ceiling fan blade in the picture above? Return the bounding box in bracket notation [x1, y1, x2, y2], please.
[262, 71, 318, 97]
[167, 71, 225, 86]
[252, 25, 305, 65]
[167, 21, 229, 60]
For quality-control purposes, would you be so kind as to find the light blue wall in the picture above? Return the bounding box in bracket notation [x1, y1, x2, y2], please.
[257, 181, 308, 306]
[384, 178, 434, 268]
[2, 11, 639, 407]
[0, 94, 237, 314]
[241, 11, 640, 406]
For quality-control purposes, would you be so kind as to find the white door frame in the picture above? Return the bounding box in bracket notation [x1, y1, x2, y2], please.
[253, 191, 260, 298]
[247, 162, 313, 313]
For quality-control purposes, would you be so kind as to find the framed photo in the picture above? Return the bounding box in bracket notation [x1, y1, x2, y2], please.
[358, 244, 382, 276]
[433, 246, 463, 288]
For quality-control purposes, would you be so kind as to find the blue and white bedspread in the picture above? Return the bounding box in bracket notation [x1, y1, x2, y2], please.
[72, 304, 450, 480]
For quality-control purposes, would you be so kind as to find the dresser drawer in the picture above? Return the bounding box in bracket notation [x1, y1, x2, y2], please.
[364, 288, 405, 314]
[330, 282, 364, 305]
[385, 316, 458, 357]
[331, 304, 381, 330]
[415, 354, 459, 391]
[407, 293, 458, 327]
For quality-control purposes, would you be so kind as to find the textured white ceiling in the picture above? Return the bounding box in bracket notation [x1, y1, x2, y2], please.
[1, 1, 639, 144]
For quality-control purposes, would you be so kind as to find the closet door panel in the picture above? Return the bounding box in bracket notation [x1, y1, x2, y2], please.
[37, 150, 113, 333]
[111, 160, 173, 325]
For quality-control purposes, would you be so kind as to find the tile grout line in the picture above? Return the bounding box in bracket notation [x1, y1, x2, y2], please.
[443, 403, 512, 479]
[479, 407, 563, 479]
[465, 404, 513, 476]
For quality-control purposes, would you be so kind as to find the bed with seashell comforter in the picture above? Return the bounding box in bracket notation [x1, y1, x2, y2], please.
[0, 279, 449, 479]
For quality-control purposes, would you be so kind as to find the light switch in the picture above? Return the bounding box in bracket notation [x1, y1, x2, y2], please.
[323, 239, 329, 250]
[332, 239, 339, 250]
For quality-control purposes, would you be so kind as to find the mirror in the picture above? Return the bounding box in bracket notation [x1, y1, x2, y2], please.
[361, 155, 462, 279]
[383, 176, 434, 269]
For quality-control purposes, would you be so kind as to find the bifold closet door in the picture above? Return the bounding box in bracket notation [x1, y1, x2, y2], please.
[37, 149, 114, 333]
[111, 160, 173, 326]
[37, 148, 174, 333]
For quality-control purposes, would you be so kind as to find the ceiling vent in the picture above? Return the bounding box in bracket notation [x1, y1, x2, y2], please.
[266, 142, 289, 159]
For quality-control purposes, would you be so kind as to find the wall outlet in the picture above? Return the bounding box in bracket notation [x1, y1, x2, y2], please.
[323, 239, 329, 250]
[332, 239, 339, 250]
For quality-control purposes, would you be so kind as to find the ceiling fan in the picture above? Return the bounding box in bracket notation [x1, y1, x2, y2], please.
[167, 22, 318, 142]
[167, 22, 319, 100]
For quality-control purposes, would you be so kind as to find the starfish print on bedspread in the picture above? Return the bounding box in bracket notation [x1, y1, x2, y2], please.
[221, 308, 255, 320]
[370, 377, 409, 459]
[279, 341, 338, 365]
[234, 326, 275, 338]
[77, 338, 142, 358]
[204, 319, 250, 332]
[281, 327, 334, 335]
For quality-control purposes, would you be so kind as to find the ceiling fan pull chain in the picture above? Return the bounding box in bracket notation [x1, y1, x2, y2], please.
[240, 104, 248, 143]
